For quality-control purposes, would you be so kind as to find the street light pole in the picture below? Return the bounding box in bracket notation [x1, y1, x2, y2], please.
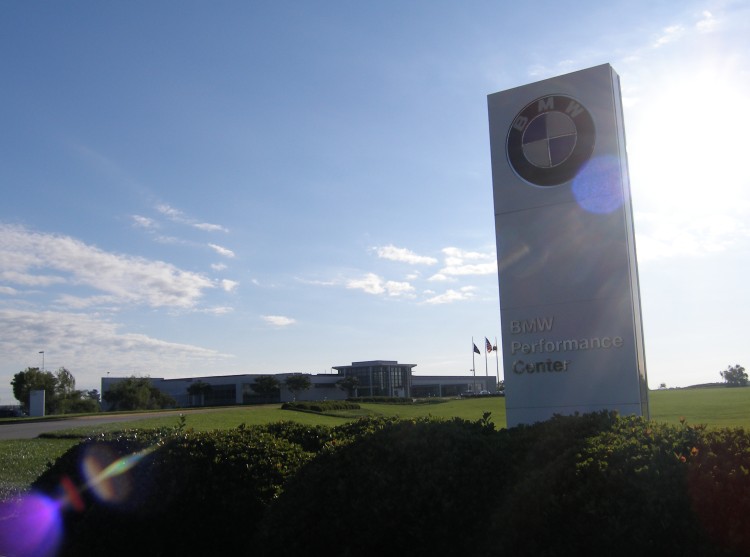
[39, 351, 44, 372]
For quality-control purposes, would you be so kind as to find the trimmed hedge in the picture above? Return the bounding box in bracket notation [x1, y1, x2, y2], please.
[29, 424, 313, 556]
[22, 413, 750, 557]
[257, 412, 750, 557]
[281, 400, 360, 413]
[347, 396, 415, 404]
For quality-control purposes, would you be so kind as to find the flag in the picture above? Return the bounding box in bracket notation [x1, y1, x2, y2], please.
[473, 343, 480, 354]
[485, 337, 494, 353]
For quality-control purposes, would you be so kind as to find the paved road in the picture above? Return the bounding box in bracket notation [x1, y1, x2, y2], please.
[0, 410, 209, 440]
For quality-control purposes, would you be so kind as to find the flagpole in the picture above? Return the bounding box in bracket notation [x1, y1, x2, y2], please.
[471, 337, 477, 393]
[484, 339, 488, 380]
[495, 336, 500, 386]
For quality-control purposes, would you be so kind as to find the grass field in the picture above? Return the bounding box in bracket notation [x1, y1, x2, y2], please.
[1, 387, 748, 500]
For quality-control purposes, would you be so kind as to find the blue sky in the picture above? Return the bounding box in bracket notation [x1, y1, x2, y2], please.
[1, 0, 749, 403]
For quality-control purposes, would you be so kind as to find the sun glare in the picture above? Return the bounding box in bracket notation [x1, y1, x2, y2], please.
[626, 64, 749, 260]
[629, 69, 747, 213]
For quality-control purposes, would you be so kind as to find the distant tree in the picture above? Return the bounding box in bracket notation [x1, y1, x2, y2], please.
[55, 367, 76, 396]
[56, 392, 100, 414]
[284, 374, 312, 401]
[11, 367, 58, 414]
[336, 375, 360, 398]
[103, 376, 175, 411]
[250, 375, 281, 401]
[720, 364, 748, 387]
[10, 367, 101, 414]
[659, 383, 667, 390]
[187, 381, 213, 406]
[85, 389, 101, 402]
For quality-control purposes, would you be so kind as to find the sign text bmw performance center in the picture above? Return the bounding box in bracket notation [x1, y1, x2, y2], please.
[487, 64, 649, 427]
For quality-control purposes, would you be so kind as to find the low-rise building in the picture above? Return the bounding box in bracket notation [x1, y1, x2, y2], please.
[101, 360, 498, 409]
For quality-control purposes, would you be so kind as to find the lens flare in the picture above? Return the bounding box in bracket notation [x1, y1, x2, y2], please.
[0, 493, 62, 557]
[59, 475, 85, 513]
[81, 444, 156, 504]
[572, 155, 624, 214]
[0, 442, 163, 557]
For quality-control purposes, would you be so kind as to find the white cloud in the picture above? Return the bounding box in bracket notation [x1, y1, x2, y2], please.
[653, 24, 685, 47]
[423, 286, 477, 305]
[211, 263, 228, 271]
[0, 224, 216, 308]
[156, 204, 183, 220]
[429, 247, 496, 280]
[374, 245, 438, 265]
[384, 280, 415, 297]
[347, 273, 386, 295]
[205, 306, 234, 315]
[695, 10, 717, 33]
[209, 243, 235, 258]
[155, 235, 184, 245]
[132, 215, 157, 229]
[0, 270, 66, 287]
[157, 204, 228, 233]
[262, 315, 296, 327]
[0, 286, 18, 295]
[55, 294, 120, 309]
[346, 273, 415, 297]
[0, 308, 230, 387]
[220, 279, 239, 292]
[194, 222, 229, 233]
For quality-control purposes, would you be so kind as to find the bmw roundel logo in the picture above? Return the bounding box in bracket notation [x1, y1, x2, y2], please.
[506, 95, 595, 187]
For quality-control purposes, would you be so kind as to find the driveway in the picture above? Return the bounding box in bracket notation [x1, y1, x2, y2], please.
[0, 410, 211, 440]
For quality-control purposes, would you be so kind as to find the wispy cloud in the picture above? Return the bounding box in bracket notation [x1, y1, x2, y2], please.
[696, 10, 717, 33]
[0, 224, 217, 308]
[423, 286, 477, 305]
[204, 306, 234, 315]
[346, 273, 415, 297]
[209, 243, 236, 258]
[653, 24, 685, 47]
[0, 308, 231, 383]
[194, 222, 228, 233]
[131, 215, 158, 230]
[156, 203, 229, 233]
[220, 279, 239, 292]
[262, 315, 296, 327]
[374, 245, 438, 265]
[429, 247, 496, 281]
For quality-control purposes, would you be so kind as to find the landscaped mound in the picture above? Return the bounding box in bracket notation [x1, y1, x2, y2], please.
[24, 412, 750, 557]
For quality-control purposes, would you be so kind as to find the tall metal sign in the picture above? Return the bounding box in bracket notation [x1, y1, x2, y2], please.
[487, 64, 648, 427]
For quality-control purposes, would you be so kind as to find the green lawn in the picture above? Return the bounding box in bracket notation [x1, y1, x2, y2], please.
[0, 438, 80, 501]
[649, 386, 750, 428]
[1, 388, 748, 500]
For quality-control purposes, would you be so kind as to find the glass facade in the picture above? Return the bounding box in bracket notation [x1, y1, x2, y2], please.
[205, 384, 236, 406]
[333, 361, 415, 398]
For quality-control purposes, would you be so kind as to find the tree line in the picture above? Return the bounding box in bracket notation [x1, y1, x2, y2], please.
[9, 368, 361, 414]
[11, 367, 100, 415]
[10, 363, 747, 415]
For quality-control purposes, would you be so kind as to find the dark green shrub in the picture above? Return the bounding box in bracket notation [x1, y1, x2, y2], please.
[480, 414, 715, 557]
[261, 421, 337, 452]
[281, 400, 360, 413]
[24, 412, 750, 557]
[686, 427, 750, 555]
[31, 426, 313, 556]
[255, 416, 507, 557]
[256, 412, 750, 557]
[348, 396, 413, 404]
